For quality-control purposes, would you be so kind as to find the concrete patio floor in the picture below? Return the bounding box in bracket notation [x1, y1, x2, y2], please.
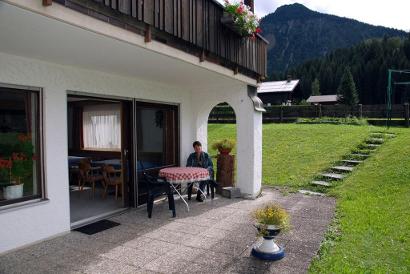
[0, 188, 335, 274]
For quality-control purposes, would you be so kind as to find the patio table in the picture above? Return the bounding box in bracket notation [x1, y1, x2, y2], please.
[159, 167, 210, 211]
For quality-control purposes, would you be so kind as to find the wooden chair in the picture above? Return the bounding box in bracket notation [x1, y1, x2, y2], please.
[78, 160, 104, 197]
[102, 165, 123, 200]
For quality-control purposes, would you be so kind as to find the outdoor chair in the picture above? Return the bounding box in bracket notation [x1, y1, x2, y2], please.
[140, 163, 176, 218]
[102, 165, 123, 200]
[78, 160, 103, 197]
[144, 173, 176, 218]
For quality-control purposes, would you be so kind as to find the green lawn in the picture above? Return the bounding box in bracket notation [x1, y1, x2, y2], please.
[209, 123, 373, 188]
[309, 128, 410, 273]
[209, 123, 410, 272]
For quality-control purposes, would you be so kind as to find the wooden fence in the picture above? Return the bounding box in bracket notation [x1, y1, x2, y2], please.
[208, 104, 410, 127]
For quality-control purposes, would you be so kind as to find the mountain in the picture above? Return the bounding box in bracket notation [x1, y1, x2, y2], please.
[260, 3, 408, 76]
[287, 36, 410, 104]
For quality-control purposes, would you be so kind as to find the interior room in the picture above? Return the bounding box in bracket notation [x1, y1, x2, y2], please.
[67, 95, 126, 224]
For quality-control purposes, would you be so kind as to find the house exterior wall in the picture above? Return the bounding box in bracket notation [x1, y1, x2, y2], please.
[0, 51, 263, 253]
[0, 52, 196, 253]
[0, 1, 264, 253]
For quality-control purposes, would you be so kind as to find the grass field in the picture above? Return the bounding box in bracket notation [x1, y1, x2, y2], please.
[208, 123, 410, 272]
[309, 127, 410, 273]
[209, 123, 373, 188]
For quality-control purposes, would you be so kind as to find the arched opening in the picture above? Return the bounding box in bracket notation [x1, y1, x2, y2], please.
[207, 102, 237, 189]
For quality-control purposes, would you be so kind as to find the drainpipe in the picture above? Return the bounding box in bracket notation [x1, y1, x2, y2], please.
[244, 0, 254, 12]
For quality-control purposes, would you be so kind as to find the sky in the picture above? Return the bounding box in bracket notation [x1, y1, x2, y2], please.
[218, 0, 410, 32]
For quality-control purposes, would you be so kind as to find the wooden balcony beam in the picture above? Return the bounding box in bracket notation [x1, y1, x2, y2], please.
[43, 0, 52, 6]
[199, 50, 206, 62]
[144, 24, 151, 43]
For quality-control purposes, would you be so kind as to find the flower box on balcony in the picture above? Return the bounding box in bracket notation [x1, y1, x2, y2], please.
[220, 13, 244, 37]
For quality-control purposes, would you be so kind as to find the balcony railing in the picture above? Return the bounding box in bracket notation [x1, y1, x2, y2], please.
[52, 0, 268, 79]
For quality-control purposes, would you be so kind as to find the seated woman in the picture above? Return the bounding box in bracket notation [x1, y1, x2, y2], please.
[186, 141, 214, 202]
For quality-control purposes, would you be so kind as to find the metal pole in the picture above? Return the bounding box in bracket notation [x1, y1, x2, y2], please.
[405, 103, 409, 128]
[387, 69, 393, 128]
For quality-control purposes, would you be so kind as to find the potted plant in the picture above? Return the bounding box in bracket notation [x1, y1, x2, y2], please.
[251, 203, 290, 260]
[0, 134, 35, 200]
[221, 0, 261, 38]
[211, 139, 235, 155]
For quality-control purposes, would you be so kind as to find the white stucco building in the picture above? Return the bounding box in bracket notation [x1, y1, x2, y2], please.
[0, 0, 267, 253]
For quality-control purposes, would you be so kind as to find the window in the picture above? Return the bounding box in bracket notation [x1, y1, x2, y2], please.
[82, 104, 121, 151]
[0, 86, 43, 206]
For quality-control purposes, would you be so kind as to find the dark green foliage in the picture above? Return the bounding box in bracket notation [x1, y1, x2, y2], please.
[338, 67, 359, 105]
[260, 3, 407, 76]
[311, 78, 320, 95]
[404, 35, 410, 60]
[287, 37, 410, 104]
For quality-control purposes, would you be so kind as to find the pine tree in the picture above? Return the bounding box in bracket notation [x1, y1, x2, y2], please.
[404, 34, 410, 60]
[311, 78, 321, 95]
[338, 67, 359, 106]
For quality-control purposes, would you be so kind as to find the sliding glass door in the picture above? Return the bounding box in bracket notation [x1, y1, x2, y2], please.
[135, 102, 179, 205]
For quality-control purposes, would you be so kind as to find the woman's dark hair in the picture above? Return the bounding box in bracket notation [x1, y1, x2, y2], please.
[193, 141, 202, 147]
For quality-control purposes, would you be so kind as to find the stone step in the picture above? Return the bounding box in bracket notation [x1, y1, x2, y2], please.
[350, 153, 370, 158]
[332, 166, 354, 172]
[366, 144, 381, 148]
[367, 138, 384, 143]
[371, 132, 396, 137]
[341, 159, 363, 164]
[311, 180, 331, 187]
[298, 190, 325, 196]
[320, 173, 345, 180]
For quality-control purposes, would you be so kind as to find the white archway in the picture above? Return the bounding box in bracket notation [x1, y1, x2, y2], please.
[207, 102, 238, 185]
[190, 84, 263, 198]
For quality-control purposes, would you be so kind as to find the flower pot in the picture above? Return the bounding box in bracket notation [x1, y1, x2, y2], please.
[251, 224, 285, 261]
[218, 148, 232, 155]
[3, 183, 24, 200]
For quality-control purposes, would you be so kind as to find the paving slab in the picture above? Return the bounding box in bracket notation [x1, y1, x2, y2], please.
[0, 188, 336, 274]
[331, 166, 354, 172]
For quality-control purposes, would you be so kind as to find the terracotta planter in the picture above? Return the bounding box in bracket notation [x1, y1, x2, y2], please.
[3, 183, 24, 200]
[219, 148, 232, 155]
[251, 224, 285, 261]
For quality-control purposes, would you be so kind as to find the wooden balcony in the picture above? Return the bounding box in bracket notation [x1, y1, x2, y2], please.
[52, 0, 268, 80]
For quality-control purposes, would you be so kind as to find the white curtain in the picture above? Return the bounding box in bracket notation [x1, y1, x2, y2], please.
[83, 104, 121, 150]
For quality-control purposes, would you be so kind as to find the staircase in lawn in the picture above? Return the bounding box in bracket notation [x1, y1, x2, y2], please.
[300, 131, 396, 194]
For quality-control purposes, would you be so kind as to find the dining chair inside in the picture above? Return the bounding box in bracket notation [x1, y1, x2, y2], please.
[78, 159, 103, 197]
[102, 165, 123, 200]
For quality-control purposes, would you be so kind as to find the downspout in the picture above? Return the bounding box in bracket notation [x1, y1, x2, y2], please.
[248, 85, 266, 112]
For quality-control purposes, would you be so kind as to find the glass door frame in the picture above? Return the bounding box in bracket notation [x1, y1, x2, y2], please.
[133, 99, 180, 207]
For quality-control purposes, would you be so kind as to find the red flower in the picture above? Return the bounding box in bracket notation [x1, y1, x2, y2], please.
[255, 27, 262, 34]
[0, 159, 13, 169]
[236, 6, 244, 14]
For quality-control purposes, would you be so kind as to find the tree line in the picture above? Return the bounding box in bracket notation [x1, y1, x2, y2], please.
[277, 35, 410, 104]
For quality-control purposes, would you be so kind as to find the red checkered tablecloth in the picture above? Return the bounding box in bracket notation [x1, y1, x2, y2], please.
[159, 167, 210, 184]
